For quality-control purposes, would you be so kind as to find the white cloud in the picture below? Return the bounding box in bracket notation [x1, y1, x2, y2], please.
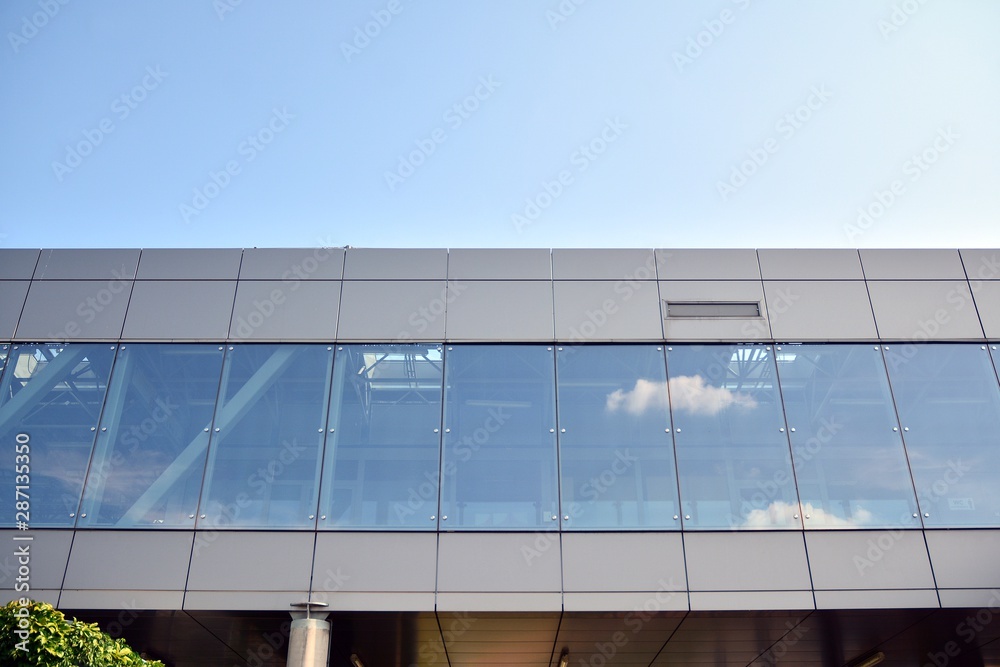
[666, 375, 757, 416]
[742, 501, 874, 528]
[605, 378, 669, 415]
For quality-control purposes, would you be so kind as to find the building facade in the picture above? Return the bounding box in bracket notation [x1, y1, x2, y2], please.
[1, 247, 999, 666]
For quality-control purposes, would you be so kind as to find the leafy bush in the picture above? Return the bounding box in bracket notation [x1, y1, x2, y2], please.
[0, 599, 163, 666]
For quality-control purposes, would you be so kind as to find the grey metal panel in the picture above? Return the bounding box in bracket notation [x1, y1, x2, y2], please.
[813, 589, 938, 610]
[924, 530, 1000, 588]
[136, 248, 243, 279]
[860, 249, 966, 279]
[435, 592, 562, 612]
[122, 280, 236, 340]
[63, 531, 194, 590]
[562, 533, 686, 591]
[183, 590, 309, 611]
[186, 532, 313, 591]
[684, 532, 812, 591]
[563, 591, 689, 612]
[659, 281, 771, 341]
[553, 281, 662, 341]
[59, 590, 185, 610]
[971, 280, 1000, 338]
[867, 280, 984, 340]
[239, 247, 345, 280]
[314, 591, 435, 612]
[337, 280, 448, 341]
[689, 591, 815, 611]
[0, 249, 40, 279]
[764, 281, 877, 340]
[960, 249, 1000, 281]
[656, 249, 761, 280]
[0, 529, 72, 590]
[938, 589, 1000, 608]
[229, 281, 340, 341]
[33, 248, 140, 280]
[16, 280, 131, 341]
[758, 249, 864, 280]
[552, 249, 657, 280]
[343, 248, 448, 280]
[437, 533, 561, 592]
[805, 531, 935, 589]
[444, 281, 553, 340]
[0, 281, 29, 339]
[312, 533, 436, 592]
[448, 249, 551, 280]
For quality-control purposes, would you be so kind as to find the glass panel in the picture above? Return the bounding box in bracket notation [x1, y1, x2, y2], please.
[557, 345, 679, 529]
[320, 344, 443, 530]
[886, 344, 1000, 527]
[0, 344, 116, 527]
[440, 345, 557, 529]
[78, 344, 224, 528]
[667, 344, 798, 529]
[198, 345, 332, 529]
[775, 345, 919, 528]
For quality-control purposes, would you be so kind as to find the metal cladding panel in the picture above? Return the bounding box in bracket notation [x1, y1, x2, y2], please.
[343, 248, 448, 280]
[553, 281, 662, 341]
[0, 530, 72, 590]
[688, 591, 815, 611]
[437, 533, 561, 592]
[0, 281, 29, 339]
[805, 531, 935, 589]
[136, 248, 242, 280]
[764, 281, 877, 340]
[757, 249, 864, 280]
[445, 281, 553, 340]
[938, 589, 1000, 608]
[16, 280, 132, 341]
[59, 590, 185, 610]
[238, 247, 345, 280]
[960, 249, 1000, 281]
[563, 591, 689, 612]
[860, 249, 967, 280]
[683, 532, 812, 591]
[314, 591, 436, 612]
[186, 532, 313, 591]
[562, 533, 686, 592]
[229, 280, 340, 341]
[867, 280, 985, 340]
[813, 589, 939, 610]
[0, 249, 40, 279]
[552, 249, 657, 280]
[435, 592, 562, 612]
[63, 531, 194, 590]
[182, 590, 310, 611]
[122, 280, 236, 340]
[312, 533, 436, 592]
[924, 530, 1000, 588]
[337, 280, 448, 340]
[659, 281, 771, 341]
[971, 280, 1000, 338]
[448, 249, 551, 280]
[33, 248, 140, 280]
[656, 249, 761, 280]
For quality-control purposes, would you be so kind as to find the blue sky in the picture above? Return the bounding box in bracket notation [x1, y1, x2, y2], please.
[1, 0, 998, 249]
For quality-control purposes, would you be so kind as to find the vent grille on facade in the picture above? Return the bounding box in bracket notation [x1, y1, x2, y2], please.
[664, 301, 760, 318]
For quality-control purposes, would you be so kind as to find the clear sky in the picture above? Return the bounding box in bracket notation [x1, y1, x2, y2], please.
[1, 0, 998, 250]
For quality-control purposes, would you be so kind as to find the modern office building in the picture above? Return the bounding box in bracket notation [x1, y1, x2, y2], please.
[1, 247, 999, 667]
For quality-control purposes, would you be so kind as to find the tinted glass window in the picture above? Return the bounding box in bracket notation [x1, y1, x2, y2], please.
[440, 345, 558, 529]
[667, 345, 798, 529]
[320, 344, 443, 529]
[0, 344, 116, 527]
[78, 345, 224, 528]
[557, 345, 679, 529]
[776, 345, 919, 528]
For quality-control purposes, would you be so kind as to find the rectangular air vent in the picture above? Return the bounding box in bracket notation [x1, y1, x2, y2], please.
[665, 301, 760, 318]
